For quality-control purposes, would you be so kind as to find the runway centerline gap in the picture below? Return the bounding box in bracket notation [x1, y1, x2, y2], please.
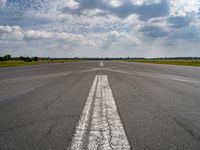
[69, 75, 131, 150]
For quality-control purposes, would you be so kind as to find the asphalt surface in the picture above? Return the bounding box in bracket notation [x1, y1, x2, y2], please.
[0, 61, 200, 150]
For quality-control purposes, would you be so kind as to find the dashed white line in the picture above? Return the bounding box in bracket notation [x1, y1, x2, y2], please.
[69, 75, 130, 150]
[99, 61, 104, 67]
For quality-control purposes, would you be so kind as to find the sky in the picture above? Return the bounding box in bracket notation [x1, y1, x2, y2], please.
[0, 0, 200, 57]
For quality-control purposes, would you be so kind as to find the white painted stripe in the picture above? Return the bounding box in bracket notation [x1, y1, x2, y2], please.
[69, 75, 130, 150]
[69, 76, 98, 149]
[99, 61, 104, 67]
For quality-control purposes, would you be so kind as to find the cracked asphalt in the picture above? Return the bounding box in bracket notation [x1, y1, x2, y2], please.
[0, 61, 200, 150]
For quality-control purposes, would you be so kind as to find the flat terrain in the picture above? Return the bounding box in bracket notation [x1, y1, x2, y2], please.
[0, 61, 200, 150]
[0, 60, 79, 67]
[125, 59, 200, 66]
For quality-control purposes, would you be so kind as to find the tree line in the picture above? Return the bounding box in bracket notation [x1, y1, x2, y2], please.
[0, 54, 200, 61]
[0, 55, 39, 62]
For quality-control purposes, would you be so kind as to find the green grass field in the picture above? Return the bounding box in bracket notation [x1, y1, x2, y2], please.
[0, 60, 80, 67]
[124, 59, 200, 67]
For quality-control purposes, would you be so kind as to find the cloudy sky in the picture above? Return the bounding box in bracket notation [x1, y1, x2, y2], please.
[0, 0, 200, 57]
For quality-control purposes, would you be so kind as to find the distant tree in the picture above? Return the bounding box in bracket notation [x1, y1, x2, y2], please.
[0, 54, 12, 61]
[19, 56, 26, 61]
[0, 57, 4, 61]
[33, 57, 39, 61]
[4, 54, 11, 60]
[23, 57, 32, 62]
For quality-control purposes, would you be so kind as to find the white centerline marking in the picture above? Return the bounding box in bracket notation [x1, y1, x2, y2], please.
[69, 75, 131, 150]
[99, 61, 104, 67]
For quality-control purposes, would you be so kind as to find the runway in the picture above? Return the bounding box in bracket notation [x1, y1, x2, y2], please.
[0, 61, 200, 150]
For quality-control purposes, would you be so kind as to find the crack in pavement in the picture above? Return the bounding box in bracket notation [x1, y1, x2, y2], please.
[68, 75, 131, 150]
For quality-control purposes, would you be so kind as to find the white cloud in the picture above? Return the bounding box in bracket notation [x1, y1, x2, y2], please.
[0, 0, 6, 7]
[0, 26, 24, 40]
[82, 9, 109, 16]
[24, 30, 93, 46]
[0, 25, 144, 57]
[65, 0, 80, 9]
[103, 0, 124, 7]
[25, 30, 53, 39]
[123, 14, 142, 28]
[130, 0, 161, 5]
[102, 31, 141, 49]
[169, 0, 200, 16]
[0, 25, 91, 46]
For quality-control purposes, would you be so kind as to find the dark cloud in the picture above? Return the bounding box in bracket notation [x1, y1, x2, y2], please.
[169, 26, 200, 41]
[69, 0, 169, 20]
[168, 16, 190, 28]
[0, 1, 53, 28]
[113, 0, 169, 20]
[6, 0, 49, 10]
[139, 25, 168, 38]
[0, 9, 51, 28]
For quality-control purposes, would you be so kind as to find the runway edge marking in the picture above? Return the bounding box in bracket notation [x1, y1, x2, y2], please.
[68, 75, 131, 150]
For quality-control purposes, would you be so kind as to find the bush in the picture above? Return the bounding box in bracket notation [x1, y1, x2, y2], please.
[23, 57, 32, 62]
[0, 54, 12, 61]
[0, 57, 4, 61]
[19, 56, 32, 62]
[33, 57, 39, 61]
[4, 54, 11, 60]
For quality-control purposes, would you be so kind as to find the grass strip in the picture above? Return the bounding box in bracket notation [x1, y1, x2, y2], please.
[124, 59, 200, 67]
[0, 60, 80, 67]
